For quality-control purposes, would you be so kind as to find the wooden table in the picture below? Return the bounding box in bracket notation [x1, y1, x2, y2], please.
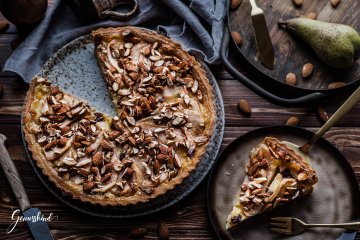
[0, 15, 359, 240]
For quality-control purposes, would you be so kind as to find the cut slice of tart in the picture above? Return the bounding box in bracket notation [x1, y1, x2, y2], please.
[226, 137, 318, 229]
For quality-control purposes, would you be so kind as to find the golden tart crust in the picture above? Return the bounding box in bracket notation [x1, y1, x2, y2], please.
[23, 27, 215, 206]
[226, 137, 318, 229]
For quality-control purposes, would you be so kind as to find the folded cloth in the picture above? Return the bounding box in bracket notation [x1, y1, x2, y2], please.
[3, 0, 227, 83]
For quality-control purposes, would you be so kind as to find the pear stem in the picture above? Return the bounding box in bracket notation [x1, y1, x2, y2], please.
[278, 21, 289, 28]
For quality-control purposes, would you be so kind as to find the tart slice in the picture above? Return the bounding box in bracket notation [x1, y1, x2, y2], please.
[226, 137, 318, 229]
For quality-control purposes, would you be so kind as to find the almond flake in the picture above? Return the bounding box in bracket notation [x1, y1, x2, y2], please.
[154, 60, 164, 67]
[191, 80, 198, 93]
[149, 55, 161, 61]
[63, 157, 77, 166]
[112, 82, 119, 92]
[124, 42, 133, 49]
[118, 89, 131, 96]
[37, 136, 47, 144]
[121, 101, 134, 106]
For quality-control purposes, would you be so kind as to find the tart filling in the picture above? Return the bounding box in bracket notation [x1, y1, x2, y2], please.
[23, 27, 215, 206]
[226, 137, 318, 229]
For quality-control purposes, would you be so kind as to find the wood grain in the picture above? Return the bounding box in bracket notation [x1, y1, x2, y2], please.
[0, 7, 359, 239]
[229, 0, 360, 90]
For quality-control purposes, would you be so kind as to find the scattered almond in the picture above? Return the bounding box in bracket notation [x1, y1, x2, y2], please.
[101, 140, 113, 150]
[231, 31, 243, 46]
[44, 140, 57, 151]
[302, 63, 314, 78]
[317, 106, 329, 123]
[0, 21, 9, 33]
[128, 226, 148, 239]
[83, 181, 95, 193]
[57, 137, 68, 147]
[158, 222, 170, 240]
[285, 116, 299, 126]
[101, 172, 112, 182]
[330, 0, 341, 8]
[231, 0, 242, 9]
[238, 99, 251, 116]
[328, 81, 346, 89]
[293, 0, 303, 7]
[306, 12, 317, 20]
[92, 152, 103, 166]
[285, 73, 297, 86]
[85, 146, 96, 155]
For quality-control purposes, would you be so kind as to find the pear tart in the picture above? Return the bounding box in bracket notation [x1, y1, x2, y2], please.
[226, 137, 318, 229]
[23, 27, 215, 206]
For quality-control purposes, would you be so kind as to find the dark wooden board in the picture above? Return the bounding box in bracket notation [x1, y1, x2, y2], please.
[0, 8, 359, 239]
[229, 0, 360, 90]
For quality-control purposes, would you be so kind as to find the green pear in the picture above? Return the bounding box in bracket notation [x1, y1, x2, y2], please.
[279, 18, 360, 69]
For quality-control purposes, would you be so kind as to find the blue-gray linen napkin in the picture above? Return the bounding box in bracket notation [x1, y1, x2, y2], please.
[3, 0, 227, 82]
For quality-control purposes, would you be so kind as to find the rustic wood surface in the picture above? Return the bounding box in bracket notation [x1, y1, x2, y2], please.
[229, 0, 360, 90]
[0, 9, 359, 240]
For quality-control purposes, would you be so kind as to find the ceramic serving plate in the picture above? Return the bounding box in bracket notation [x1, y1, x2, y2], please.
[208, 126, 360, 240]
[21, 33, 225, 218]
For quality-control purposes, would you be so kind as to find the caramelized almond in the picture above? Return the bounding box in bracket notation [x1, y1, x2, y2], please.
[92, 152, 103, 166]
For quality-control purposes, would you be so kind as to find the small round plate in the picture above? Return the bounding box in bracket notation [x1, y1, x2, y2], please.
[22, 33, 225, 218]
[207, 126, 360, 239]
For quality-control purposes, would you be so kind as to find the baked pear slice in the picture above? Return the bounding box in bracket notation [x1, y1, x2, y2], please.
[226, 137, 318, 229]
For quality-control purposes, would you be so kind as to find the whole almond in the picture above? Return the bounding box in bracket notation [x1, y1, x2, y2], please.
[302, 63, 314, 78]
[238, 99, 251, 116]
[83, 181, 95, 193]
[92, 152, 103, 166]
[0, 21, 9, 33]
[328, 81, 346, 89]
[317, 106, 329, 123]
[158, 222, 170, 240]
[306, 12, 317, 20]
[293, 0, 303, 7]
[231, 0, 242, 10]
[128, 226, 148, 239]
[57, 137, 68, 147]
[285, 73, 297, 86]
[285, 116, 299, 126]
[231, 31, 243, 46]
[330, 0, 341, 8]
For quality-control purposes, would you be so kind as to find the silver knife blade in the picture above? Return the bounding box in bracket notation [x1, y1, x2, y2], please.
[23, 208, 53, 240]
[250, 2, 274, 69]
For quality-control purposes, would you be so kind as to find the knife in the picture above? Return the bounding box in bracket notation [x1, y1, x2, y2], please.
[0, 134, 53, 240]
[249, 0, 275, 69]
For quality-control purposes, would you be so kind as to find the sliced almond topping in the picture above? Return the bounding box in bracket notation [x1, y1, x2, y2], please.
[63, 157, 77, 166]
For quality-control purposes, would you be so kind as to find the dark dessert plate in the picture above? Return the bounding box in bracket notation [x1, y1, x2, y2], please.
[207, 126, 359, 239]
[221, 0, 360, 105]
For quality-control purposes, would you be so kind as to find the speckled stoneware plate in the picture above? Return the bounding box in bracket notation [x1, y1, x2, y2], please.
[21, 33, 225, 218]
[208, 126, 360, 240]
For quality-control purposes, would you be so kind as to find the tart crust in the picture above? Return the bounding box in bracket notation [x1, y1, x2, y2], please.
[23, 27, 216, 206]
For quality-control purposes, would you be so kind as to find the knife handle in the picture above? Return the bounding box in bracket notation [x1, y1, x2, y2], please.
[0, 134, 30, 212]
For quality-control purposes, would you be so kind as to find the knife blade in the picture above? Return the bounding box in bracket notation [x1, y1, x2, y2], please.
[249, 0, 274, 69]
[0, 134, 53, 240]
